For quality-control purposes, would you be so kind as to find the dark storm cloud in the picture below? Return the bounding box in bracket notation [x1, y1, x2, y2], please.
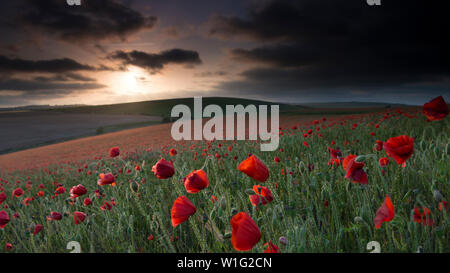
[195, 71, 228, 77]
[0, 55, 95, 73]
[108, 49, 202, 73]
[210, 0, 450, 100]
[0, 78, 105, 93]
[9, 0, 157, 42]
[33, 73, 95, 82]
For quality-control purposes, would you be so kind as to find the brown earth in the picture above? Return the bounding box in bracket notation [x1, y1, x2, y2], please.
[0, 113, 352, 173]
[0, 111, 162, 154]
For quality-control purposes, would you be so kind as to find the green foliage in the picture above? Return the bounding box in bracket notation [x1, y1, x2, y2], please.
[0, 112, 448, 253]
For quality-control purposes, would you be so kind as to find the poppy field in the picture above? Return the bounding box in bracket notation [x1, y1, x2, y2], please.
[0, 96, 448, 253]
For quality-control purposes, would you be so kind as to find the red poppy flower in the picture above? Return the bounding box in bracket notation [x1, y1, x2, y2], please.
[249, 184, 273, 206]
[12, 188, 24, 197]
[0, 210, 9, 229]
[439, 201, 449, 212]
[413, 207, 434, 226]
[183, 169, 209, 193]
[303, 141, 309, 148]
[274, 157, 281, 163]
[342, 154, 368, 184]
[238, 155, 269, 182]
[70, 184, 87, 198]
[375, 140, 383, 151]
[0, 192, 6, 205]
[383, 135, 414, 166]
[83, 197, 92, 206]
[73, 211, 86, 225]
[264, 240, 280, 253]
[230, 212, 261, 251]
[47, 212, 63, 221]
[374, 195, 395, 229]
[378, 157, 389, 168]
[171, 196, 196, 227]
[33, 224, 43, 235]
[422, 96, 449, 121]
[54, 186, 66, 195]
[97, 173, 116, 186]
[328, 147, 342, 166]
[152, 158, 175, 179]
[5, 243, 12, 251]
[169, 148, 177, 156]
[109, 147, 120, 157]
[101, 201, 113, 211]
[328, 147, 342, 159]
[22, 197, 33, 206]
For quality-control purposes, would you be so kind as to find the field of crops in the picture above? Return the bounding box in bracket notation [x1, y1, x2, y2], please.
[0, 97, 448, 253]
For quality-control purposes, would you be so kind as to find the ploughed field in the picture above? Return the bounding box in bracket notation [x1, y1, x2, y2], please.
[0, 111, 162, 154]
[0, 101, 448, 253]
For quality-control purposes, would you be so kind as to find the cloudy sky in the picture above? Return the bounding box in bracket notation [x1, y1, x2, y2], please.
[0, 0, 449, 107]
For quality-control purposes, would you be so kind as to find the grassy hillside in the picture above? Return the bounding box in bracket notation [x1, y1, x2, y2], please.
[41, 97, 305, 117]
[37, 97, 415, 118]
[298, 102, 411, 108]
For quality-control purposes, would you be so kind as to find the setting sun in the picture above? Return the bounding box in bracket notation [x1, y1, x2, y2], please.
[108, 67, 149, 95]
[119, 72, 137, 92]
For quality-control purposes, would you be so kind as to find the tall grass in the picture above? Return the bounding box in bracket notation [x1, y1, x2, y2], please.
[0, 110, 448, 253]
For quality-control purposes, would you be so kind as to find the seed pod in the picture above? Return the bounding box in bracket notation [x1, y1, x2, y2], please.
[130, 180, 140, 193]
[218, 197, 227, 208]
[433, 190, 443, 202]
[245, 189, 255, 195]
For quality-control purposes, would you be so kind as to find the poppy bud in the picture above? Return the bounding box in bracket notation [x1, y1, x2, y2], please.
[433, 190, 443, 202]
[218, 197, 227, 208]
[245, 189, 255, 195]
[278, 236, 287, 246]
[130, 180, 140, 193]
[354, 216, 363, 223]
